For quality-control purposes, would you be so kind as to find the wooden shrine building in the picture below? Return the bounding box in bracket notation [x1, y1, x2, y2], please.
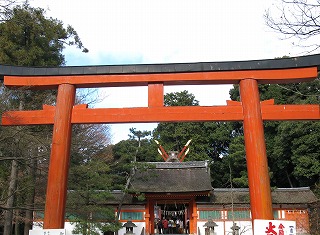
[131, 160, 212, 235]
[111, 160, 318, 235]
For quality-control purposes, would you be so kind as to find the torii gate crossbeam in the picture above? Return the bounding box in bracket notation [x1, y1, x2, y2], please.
[2, 101, 319, 125]
[1, 55, 320, 233]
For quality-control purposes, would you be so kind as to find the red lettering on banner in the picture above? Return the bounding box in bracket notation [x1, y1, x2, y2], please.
[265, 221, 277, 235]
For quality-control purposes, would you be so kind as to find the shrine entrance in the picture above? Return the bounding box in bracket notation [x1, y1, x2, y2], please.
[155, 201, 189, 219]
[1, 54, 320, 234]
[154, 201, 189, 232]
[147, 195, 197, 234]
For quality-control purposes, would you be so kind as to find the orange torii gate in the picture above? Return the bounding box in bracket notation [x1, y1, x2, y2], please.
[1, 54, 320, 233]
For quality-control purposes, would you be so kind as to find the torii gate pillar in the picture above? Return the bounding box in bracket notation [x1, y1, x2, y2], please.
[240, 79, 273, 220]
[44, 84, 75, 228]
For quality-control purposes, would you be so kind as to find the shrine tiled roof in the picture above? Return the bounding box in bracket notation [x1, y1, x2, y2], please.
[210, 187, 318, 205]
[130, 161, 212, 193]
[107, 187, 318, 206]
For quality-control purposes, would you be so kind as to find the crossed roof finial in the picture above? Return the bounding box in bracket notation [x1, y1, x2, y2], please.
[154, 139, 192, 162]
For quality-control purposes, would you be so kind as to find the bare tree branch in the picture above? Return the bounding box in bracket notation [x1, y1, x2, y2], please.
[265, 0, 320, 52]
[0, 0, 20, 21]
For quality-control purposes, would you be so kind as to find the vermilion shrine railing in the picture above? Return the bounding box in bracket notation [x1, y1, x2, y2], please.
[1, 54, 319, 233]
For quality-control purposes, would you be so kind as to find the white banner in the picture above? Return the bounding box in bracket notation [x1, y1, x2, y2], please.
[161, 210, 185, 216]
[29, 229, 67, 235]
[254, 219, 296, 235]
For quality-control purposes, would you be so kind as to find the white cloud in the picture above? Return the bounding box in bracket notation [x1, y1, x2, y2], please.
[32, 0, 301, 64]
[30, 0, 305, 143]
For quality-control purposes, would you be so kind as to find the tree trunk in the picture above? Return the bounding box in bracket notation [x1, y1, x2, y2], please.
[4, 159, 18, 235]
[4, 100, 23, 235]
[286, 170, 294, 188]
[24, 153, 37, 235]
[115, 136, 140, 235]
[116, 173, 134, 221]
[116, 137, 140, 221]
[14, 209, 20, 235]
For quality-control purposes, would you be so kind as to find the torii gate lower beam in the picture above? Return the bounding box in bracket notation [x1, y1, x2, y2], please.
[1, 56, 320, 231]
[2, 101, 319, 125]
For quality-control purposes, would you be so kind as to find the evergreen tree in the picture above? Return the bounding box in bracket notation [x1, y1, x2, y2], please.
[110, 128, 158, 190]
[154, 91, 223, 161]
[0, 2, 88, 234]
[67, 153, 119, 235]
[230, 78, 320, 192]
[153, 90, 241, 187]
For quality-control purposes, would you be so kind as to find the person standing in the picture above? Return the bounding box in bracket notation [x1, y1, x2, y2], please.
[162, 218, 168, 234]
[175, 218, 180, 234]
[168, 218, 174, 234]
[186, 218, 190, 234]
[179, 219, 183, 234]
[158, 218, 163, 234]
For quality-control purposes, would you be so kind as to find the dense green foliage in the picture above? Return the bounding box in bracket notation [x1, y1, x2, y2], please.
[153, 91, 233, 161]
[262, 81, 320, 190]
[110, 128, 159, 189]
[114, 82, 319, 193]
[0, 2, 94, 234]
[230, 79, 320, 192]
[0, 4, 86, 66]
[153, 91, 246, 187]
[113, 91, 243, 187]
[67, 153, 120, 235]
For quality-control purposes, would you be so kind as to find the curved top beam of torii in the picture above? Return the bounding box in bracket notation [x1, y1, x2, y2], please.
[0, 53, 320, 89]
[1, 53, 320, 77]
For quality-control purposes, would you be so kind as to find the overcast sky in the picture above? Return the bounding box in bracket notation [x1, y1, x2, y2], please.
[30, 0, 305, 143]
